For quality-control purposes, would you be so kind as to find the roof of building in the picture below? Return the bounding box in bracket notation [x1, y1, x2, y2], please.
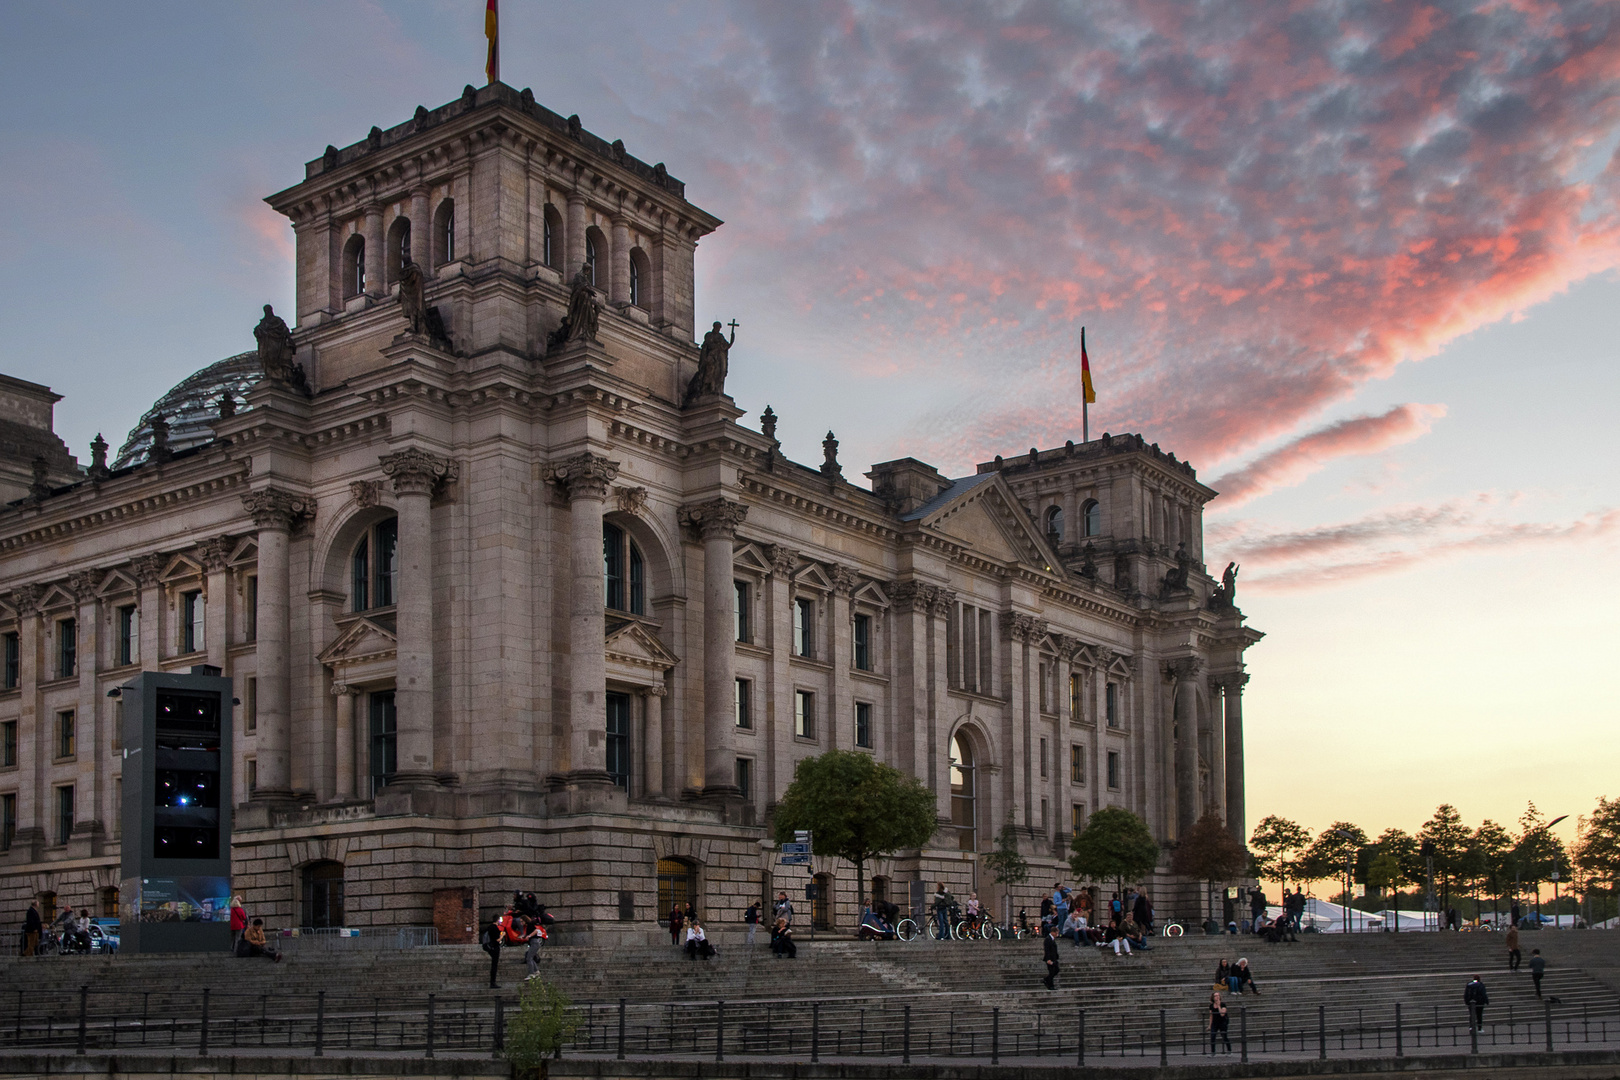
[113, 351, 263, 470]
[898, 472, 997, 522]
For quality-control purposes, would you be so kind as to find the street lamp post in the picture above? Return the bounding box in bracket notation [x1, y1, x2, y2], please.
[1546, 815, 1569, 928]
[1332, 830, 1358, 934]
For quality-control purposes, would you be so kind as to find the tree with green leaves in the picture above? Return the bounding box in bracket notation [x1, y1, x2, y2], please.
[981, 813, 1030, 925]
[772, 750, 938, 918]
[1301, 822, 1369, 900]
[1249, 815, 1312, 892]
[1470, 820, 1515, 922]
[1573, 796, 1620, 925]
[1171, 811, 1251, 924]
[1513, 801, 1567, 912]
[1367, 851, 1402, 908]
[504, 978, 581, 1078]
[1070, 806, 1161, 898]
[1418, 804, 1471, 911]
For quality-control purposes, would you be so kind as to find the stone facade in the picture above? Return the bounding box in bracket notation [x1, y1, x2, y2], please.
[0, 84, 1260, 938]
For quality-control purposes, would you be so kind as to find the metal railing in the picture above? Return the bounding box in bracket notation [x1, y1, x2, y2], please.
[7, 985, 1619, 1064]
[264, 926, 439, 953]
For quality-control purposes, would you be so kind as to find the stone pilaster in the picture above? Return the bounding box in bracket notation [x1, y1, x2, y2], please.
[1163, 655, 1204, 839]
[545, 451, 620, 785]
[363, 204, 385, 297]
[380, 448, 457, 788]
[241, 488, 314, 800]
[829, 566, 858, 752]
[332, 682, 360, 801]
[678, 496, 748, 797]
[1220, 671, 1248, 845]
[763, 544, 798, 804]
[641, 683, 666, 799]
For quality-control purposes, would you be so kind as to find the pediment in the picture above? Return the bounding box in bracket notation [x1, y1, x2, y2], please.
[605, 619, 679, 671]
[39, 584, 78, 611]
[733, 542, 771, 574]
[914, 476, 1061, 573]
[228, 537, 259, 567]
[96, 569, 140, 598]
[795, 562, 836, 594]
[852, 580, 890, 608]
[318, 616, 398, 667]
[160, 554, 203, 582]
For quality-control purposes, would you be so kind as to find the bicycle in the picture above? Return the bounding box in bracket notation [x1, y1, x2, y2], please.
[954, 914, 1002, 941]
[1161, 921, 1185, 938]
[896, 917, 922, 941]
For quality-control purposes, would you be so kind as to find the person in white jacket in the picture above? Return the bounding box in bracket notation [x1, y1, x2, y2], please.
[684, 918, 716, 960]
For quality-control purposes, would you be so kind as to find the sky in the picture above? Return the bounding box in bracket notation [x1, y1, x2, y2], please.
[1, 1, 1616, 856]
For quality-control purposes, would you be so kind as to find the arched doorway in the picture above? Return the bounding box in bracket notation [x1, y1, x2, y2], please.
[657, 858, 697, 918]
[812, 873, 833, 930]
[303, 861, 345, 929]
[950, 732, 978, 851]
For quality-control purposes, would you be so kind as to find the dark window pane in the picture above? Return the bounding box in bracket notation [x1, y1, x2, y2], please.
[369, 691, 397, 796]
[605, 692, 631, 790]
[374, 519, 397, 607]
[629, 542, 645, 615]
[603, 525, 625, 611]
[352, 535, 369, 611]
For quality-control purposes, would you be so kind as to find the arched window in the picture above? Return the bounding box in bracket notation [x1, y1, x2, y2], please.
[812, 873, 833, 930]
[629, 247, 651, 309]
[543, 204, 562, 269]
[386, 216, 413, 283]
[1045, 505, 1064, 543]
[950, 733, 976, 852]
[657, 857, 697, 918]
[351, 517, 398, 612]
[303, 860, 345, 929]
[1082, 499, 1101, 538]
[432, 199, 455, 266]
[584, 230, 601, 286]
[603, 523, 645, 615]
[342, 234, 366, 298]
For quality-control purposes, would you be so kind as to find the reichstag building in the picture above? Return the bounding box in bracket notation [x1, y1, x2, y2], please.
[0, 84, 1261, 939]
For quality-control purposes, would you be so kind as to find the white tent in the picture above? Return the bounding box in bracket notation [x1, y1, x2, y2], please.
[1284, 897, 1384, 933]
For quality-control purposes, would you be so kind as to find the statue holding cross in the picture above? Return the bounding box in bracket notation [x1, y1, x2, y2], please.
[685, 319, 737, 404]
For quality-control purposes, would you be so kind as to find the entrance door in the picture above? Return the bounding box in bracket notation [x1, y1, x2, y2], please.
[303, 861, 345, 928]
[606, 692, 631, 790]
[657, 858, 695, 917]
[813, 873, 833, 930]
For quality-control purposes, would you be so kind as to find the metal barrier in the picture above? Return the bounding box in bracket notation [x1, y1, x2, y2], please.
[266, 926, 438, 953]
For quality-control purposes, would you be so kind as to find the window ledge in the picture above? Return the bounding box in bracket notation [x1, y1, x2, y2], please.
[53, 756, 76, 765]
[336, 605, 397, 627]
[735, 641, 771, 660]
[946, 688, 1004, 709]
[794, 735, 819, 745]
[851, 667, 887, 683]
[40, 675, 77, 689]
[735, 724, 756, 736]
[789, 656, 832, 672]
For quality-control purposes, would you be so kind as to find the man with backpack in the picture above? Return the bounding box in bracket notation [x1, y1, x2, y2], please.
[1464, 974, 1489, 1029]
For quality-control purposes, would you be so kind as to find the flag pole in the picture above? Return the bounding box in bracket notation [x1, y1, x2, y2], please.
[1080, 325, 1095, 443]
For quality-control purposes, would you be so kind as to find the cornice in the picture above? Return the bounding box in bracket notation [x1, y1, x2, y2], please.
[739, 472, 898, 542]
[0, 467, 251, 554]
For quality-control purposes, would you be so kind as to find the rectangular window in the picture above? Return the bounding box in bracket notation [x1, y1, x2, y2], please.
[57, 618, 76, 679]
[794, 599, 815, 658]
[734, 678, 751, 729]
[1072, 803, 1085, 836]
[1039, 663, 1048, 712]
[57, 710, 75, 760]
[950, 603, 996, 695]
[1107, 750, 1121, 790]
[3, 632, 16, 688]
[117, 605, 137, 665]
[853, 613, 872, 671]
[112, 777, 121, 839]
[1040, 798, 1048, 830]
[1, 721, 14, 768]
[960, 605, 977, 692]
[794, 690, 815, 739]
[734, 581, 750, 643]
[1069, 673, 1082, 721]
[368, 691, 397, 796]
[1070, 744, 1085, 784]
[245, 757, 257, 795]
[352, 534, 369, 612]
[978, 610, 993, 693]
[605, 692, 631, 791]
[56, 784, 74, 846]
[855, 702, 873, 749]
[181, 590, 203, 653]
[1, 792, 15, 850]
[1039, 737, 1048, 778]
[246, 576, 258, 641]
[735, 757, 752, 800]
[1106, 682, 1119, 727]
[373, 519, 397, 607]
[244, 676, 257, 734]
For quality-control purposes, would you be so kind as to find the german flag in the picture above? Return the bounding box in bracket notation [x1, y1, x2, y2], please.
[485, 0, 499, 85]
[1081, 326, 1096, 404]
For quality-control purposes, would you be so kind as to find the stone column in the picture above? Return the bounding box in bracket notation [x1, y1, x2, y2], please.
[10, 586, 44, 858]
[332, 682, 359, 801]
[1222, 672, 1248, 845]
[1166, 657, 1202, 839]
[609, 214, 631, 305]
[196, 536, 233, 670]
[925, 589, 954, 816]
[565, 190, 587, 282]
[764, 544, 798, 802]
[1207, 676, 1227, 824]
[678, 497, 749, 796]
[131, 555, 163, 672]
[891, 583, 933, 793]
[381, 449, 456, 787]
[545, 452, 620, 781]
[69, 572, 103, 850]
[641, 683, 666, 799]
[241, 490, 313, 800]
[829, 567, 858, 751]
[410, 187, 431, 269]
[363, 204, 385, 297]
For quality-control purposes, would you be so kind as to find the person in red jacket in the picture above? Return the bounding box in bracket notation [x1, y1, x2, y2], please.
[229, 897, 248, 954]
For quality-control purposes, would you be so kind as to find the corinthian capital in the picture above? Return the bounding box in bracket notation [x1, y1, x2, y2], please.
[381, 448, 459, 497]
[195, 536, 233, 573]
[130, 554, 164, 589]
[1009, 613, 1047, 643]
[67, 571, 101, 603]
[11, 584, 44, 617]
[242, 488, 315, 531]
[678, 497, 748, 540]
[1162, 655, 1204, 683]
[544, 451, 620, 501]
[766, 543, 799, 578]
[831, 565, 860, 596]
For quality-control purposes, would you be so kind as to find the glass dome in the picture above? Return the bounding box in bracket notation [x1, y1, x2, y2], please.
[113, 351, 264, 470]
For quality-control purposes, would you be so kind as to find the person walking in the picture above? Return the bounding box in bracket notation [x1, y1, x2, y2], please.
[774, 891, 794, 927]
[1464, 974, 1489, 1029]
[1529, 950, 1546, 997]
[1505, 924, 1521, 971]
[229, 896, 248, 954]
[1208, 990, 1232, 1054]
[744, 901, 760, 945]
[1511, 898, 1522, 927]
[480, 912, 503, 988]
[22, 901, 41, 958]
[1042, 925, 1061, 990]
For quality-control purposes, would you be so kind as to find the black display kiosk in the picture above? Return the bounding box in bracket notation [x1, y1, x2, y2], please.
[118, 665, 234, 954]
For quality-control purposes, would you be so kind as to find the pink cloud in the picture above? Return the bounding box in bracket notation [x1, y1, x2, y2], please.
[1210, 404, 1448, 510]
